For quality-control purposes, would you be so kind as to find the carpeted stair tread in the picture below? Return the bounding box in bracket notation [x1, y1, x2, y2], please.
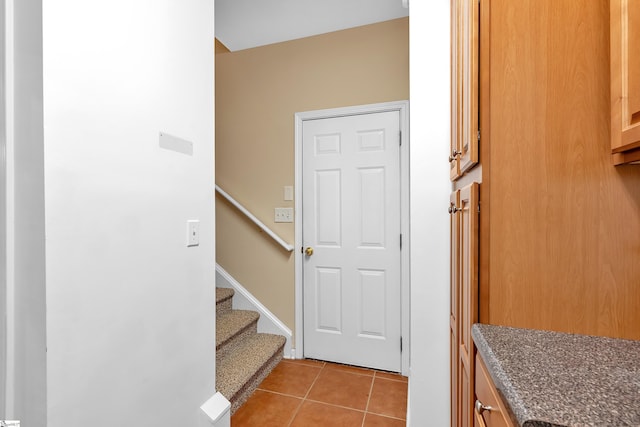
[216, 288, 235, 315]
[216, 309, 259, 349]
[216, 287, 234, 304]
[216, 333, 286, 412]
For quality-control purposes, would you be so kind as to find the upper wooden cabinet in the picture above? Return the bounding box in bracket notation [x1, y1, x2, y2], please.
[611, 0, 640, 164]
[450, 0, 479, 180]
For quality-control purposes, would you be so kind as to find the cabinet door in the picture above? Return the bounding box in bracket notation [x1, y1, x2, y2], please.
[611, 0, 640, 164]
[475, 355, 515, 427]
[450, 0, 462, 180]
[450, 183, 479, 427]
[458, 182, 479, 427]
[450, 190, 460, 427]
[451, 0, 479, 179]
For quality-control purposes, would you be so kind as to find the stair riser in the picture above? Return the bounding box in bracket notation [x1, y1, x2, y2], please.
[216, 297, 233, 315]
[229, 344, 285, 415]
[216, 322, 258, 364]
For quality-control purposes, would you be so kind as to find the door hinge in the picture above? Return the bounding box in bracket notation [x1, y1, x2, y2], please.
[400, 336, 403, 352]
[477, 130, 481, 143]
[400, 233, 403, 249]
[399, 130, 402, 146]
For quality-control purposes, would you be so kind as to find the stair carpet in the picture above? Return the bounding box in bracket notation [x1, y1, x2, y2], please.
[216, 287, 286, 415]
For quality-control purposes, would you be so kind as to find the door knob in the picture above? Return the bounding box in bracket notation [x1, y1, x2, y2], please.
[305, 247, 314, 256]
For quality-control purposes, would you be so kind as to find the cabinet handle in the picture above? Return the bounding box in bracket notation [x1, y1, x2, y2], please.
[475, 399, 493, 414]
[448, 203, 462, 214]
[474, 399, 493, 427]
[449, 149, 461, 162]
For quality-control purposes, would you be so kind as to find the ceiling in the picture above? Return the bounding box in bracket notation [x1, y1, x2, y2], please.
[215, 0, 409, 52]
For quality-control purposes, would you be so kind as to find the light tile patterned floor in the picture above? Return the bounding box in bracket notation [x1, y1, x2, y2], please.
[232, 359, 408, 427]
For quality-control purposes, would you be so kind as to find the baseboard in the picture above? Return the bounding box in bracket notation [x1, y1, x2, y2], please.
[199, 392, 230, 427]
[215, 264, 293, 358]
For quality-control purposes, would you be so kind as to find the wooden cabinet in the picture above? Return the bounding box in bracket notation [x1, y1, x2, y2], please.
[450, 0, 479, 180]
[449, 0, 640, 424]
[474, 354, 515, 427]
[450, 190, 460, 427]
[450, 182, 479, 427]
[611, 0, 640, 164]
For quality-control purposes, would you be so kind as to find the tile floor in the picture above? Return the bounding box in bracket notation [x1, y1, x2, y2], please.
[232, 359, 408, 427]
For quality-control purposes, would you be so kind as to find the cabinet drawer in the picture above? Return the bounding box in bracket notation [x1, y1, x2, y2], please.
[474, 354, 514, 427]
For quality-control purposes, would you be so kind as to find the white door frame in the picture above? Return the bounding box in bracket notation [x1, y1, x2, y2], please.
[294, 101, 410, 375]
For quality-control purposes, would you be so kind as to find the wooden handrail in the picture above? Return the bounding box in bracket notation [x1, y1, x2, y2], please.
[215, 185, 294, 252]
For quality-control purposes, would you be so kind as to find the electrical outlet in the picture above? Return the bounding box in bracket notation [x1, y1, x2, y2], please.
[187, 220, 200, 246]
[274, 208, 294, 223]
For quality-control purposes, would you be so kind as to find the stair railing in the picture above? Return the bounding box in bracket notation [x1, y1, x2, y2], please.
[215, 184, 294, 252]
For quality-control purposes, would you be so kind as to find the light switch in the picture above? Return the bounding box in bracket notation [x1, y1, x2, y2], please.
[187, 220, 200, 246]
[284, 186, 294, 201]
[274, 208, 294, 223]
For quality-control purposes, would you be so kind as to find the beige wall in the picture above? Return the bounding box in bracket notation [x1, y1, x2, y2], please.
[215, 18, 409, 337]
[215, 38, 230, 55]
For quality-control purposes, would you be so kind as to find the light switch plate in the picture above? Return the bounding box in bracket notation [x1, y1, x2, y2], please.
[274, 208, 294, 223]
[284, 186, 294, 201]
[187, 220, 200, 246]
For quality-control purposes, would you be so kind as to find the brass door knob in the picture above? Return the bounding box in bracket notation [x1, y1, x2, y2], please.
[305, 247, 314, 256]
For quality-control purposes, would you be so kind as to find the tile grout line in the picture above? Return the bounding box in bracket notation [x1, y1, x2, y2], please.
[286, 360, 326, 427]
[257, 388, 406, 423]
[304, 398, 368, 414]
[285, 397, 305, 427]
[361, 372, 377, 427]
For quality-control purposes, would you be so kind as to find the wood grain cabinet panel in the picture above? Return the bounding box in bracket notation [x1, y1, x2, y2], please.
[450, 183, 479, 427]
[611, 0, 640, 164]
[484, 0, 640, 340]
[450, 0, 479, 180]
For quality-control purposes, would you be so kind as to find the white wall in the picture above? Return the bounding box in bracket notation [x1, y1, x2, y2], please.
[408, 1, 451, 426]
[43, 1, 215, 426]
[1, 0, 6, 417]
[3, 0, 48, 424]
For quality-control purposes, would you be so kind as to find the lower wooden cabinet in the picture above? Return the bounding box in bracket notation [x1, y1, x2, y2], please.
[450, 182, 479, 427]
[474, 354, 514, 427]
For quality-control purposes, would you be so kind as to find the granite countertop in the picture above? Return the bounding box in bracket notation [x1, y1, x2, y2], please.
[472, 324, 640, 427]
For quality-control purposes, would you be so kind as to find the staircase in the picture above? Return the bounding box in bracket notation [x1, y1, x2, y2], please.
[216, 287, 286, 414]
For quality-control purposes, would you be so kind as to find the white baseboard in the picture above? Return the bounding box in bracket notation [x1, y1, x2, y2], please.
[199, 392, 230, 427]
[215, 264, 293, 358]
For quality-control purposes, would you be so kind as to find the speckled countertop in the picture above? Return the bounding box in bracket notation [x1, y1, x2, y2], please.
[472, 324, 640, 427]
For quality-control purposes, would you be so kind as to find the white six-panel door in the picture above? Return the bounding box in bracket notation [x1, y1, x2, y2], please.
[302, 110, 402, 372]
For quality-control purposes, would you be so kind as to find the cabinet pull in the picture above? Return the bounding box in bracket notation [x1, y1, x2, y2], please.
[449, 149, 461, 162]
[474, 399, 493, 427]
[475, 399, 493, 414]
[448, 203, 462, 214]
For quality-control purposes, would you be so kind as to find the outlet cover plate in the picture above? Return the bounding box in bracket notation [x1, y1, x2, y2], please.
[274, 208, 293, 223]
